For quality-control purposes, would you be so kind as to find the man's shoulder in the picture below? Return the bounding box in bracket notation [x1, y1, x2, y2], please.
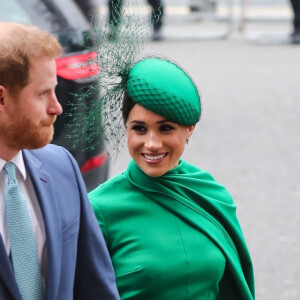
[24, 144, 71, 161]
[27, 143, 67, 155]
[24, 145, 85, 199]
[23, 144, 77, 172]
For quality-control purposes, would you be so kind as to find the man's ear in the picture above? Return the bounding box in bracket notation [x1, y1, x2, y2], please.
[0, 85, 7, 110]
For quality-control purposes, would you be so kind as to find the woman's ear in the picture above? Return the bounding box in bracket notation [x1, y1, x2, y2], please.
[187, 124, 196, 138]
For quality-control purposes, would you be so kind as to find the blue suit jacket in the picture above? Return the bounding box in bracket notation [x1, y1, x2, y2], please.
[0, 144, 120, 300]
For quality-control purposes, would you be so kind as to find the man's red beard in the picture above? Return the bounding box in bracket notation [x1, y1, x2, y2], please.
[1, 115, 56, 150]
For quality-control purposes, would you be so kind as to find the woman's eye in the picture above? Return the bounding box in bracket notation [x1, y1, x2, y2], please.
[160, 124, 174, 132]
[131, 125, 147, 132]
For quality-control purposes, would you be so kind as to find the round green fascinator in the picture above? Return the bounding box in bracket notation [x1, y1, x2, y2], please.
[126, 57, 201, 126]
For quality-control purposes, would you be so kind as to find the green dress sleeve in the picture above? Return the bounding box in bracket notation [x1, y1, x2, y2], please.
[90, 196, 110, 247]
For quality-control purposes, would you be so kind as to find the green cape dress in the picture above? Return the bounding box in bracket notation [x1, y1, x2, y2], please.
[89, 159, 255, 300]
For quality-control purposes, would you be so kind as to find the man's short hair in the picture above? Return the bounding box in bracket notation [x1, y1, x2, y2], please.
[0, 22, 63, 95]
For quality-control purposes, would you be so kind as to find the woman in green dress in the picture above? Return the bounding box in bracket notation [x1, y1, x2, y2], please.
[89, 57, 255, 300]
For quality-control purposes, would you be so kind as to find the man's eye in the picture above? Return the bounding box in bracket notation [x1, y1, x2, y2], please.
[132, 125, 147, 132]
[40, 90, 49, 96]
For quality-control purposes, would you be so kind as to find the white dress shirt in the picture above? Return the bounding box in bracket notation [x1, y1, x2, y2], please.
[0, 151, 47, 280]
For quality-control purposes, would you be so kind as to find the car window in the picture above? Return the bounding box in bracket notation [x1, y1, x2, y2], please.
[0, 0, 91, 52]
[0, 1, 31, 24]
[0, 0, 89, 33]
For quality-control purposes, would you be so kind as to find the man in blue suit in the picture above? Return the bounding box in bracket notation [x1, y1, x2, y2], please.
[0, 22, 119, 299]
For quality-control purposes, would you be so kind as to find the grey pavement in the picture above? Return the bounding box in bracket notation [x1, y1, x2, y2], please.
[95, 1, 300, 299]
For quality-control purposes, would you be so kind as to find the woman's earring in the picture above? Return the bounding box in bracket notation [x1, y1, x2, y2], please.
[186, 136, 190, 145]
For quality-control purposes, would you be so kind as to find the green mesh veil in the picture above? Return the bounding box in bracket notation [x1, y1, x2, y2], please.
[65, 0, 161, 157]
[65, 0, 200, 159]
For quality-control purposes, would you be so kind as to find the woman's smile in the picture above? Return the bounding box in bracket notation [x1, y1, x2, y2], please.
[142, 153, 168, 163]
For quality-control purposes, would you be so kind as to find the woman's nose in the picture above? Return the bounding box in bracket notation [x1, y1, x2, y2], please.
[144, 132, 162, 150]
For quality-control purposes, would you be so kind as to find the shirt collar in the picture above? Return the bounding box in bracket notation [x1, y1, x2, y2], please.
[0, 151, 27, 180]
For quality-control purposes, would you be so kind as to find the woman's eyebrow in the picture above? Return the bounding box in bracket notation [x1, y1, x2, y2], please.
[129, 119, 170, 124]
[129, 120, 146, 124]
[156, 119, 171, 124]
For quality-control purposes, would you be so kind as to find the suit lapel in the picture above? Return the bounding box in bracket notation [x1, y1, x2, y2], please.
[23, 150, 62, 300]
[0, 235, 22, 299]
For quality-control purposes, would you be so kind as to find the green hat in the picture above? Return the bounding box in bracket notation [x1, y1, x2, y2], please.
[126, 58, 201, 126]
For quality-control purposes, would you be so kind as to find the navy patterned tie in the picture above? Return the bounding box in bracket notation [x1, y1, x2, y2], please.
[4, 162, 44, 300]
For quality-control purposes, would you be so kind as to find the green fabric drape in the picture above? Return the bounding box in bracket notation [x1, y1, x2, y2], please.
[125, 159, 254, 299]
[90, 159, 255, 299]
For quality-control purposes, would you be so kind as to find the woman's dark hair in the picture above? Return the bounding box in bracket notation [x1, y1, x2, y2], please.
[122, 92, 137, 123]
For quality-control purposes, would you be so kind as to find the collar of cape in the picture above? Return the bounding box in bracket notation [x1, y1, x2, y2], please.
[124, 159, 255, 300]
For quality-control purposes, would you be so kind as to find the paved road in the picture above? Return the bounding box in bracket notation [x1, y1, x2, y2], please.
[94, 1, 300, 299]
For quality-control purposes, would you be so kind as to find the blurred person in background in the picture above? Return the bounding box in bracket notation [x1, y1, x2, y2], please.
[0, 22, 119, 300]
[108, 0, 164, 41]
[290, 0, 300, 43]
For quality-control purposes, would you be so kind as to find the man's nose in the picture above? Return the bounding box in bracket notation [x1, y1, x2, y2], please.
[48, 91, 63, 115]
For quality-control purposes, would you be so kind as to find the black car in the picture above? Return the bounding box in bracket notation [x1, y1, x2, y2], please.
[0, 0, 109, 191]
